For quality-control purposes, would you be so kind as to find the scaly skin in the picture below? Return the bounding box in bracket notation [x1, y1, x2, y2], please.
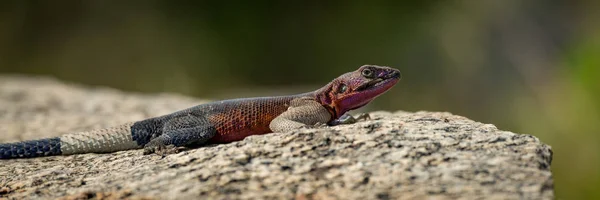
[0, 65, 401, 159]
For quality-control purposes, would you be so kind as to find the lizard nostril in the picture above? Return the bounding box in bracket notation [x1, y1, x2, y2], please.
[385, 70, 401, 79]
[395, 71, 401, 79]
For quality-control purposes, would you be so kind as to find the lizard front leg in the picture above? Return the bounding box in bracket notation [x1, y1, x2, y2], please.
[269, 97, 332, 133]
[143, 114, 216, 155]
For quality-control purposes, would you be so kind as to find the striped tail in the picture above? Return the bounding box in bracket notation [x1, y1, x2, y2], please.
[0, 138, 62, 159]
[0, 122, 142, 159]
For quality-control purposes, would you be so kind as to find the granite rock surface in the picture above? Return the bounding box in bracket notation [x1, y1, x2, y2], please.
[0, 75, 554, 199]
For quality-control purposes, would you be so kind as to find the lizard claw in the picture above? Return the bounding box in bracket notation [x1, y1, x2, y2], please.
[313, 122, 328, 128]
[355, 113, 371, 121]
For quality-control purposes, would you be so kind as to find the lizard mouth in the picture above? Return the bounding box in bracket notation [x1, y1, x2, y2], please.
[356, 71, 400, 91]
[356, 78, 385, 91]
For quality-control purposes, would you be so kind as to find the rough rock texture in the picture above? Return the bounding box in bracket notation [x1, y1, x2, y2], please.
[0, 75, 554, 200]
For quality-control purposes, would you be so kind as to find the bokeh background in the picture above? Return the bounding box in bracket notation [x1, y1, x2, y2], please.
[1, 1, 598, 199]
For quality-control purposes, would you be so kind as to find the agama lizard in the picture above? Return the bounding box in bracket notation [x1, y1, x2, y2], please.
[0, 65, 401, 159]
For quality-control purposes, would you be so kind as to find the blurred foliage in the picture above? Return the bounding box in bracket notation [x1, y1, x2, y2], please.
[0, 0, 598, 199]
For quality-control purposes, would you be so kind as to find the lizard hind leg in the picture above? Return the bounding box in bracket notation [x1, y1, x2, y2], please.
[143, 114, 216, 155]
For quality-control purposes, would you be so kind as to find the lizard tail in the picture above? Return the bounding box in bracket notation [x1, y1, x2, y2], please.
[0, 137, 62, 159]
[0, 123, 142, 159]
[58, 122, 141, 155]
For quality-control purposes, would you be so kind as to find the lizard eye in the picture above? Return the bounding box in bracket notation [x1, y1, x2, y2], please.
[338, 84, 348, 93]
[362, 68, 374, 78]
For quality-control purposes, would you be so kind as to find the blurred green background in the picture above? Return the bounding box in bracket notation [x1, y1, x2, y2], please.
[1, 0, 598, 199]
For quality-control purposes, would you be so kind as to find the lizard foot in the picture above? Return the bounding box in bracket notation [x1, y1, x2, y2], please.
[329, 113, 371, 126]
[143, 141, 181, 156]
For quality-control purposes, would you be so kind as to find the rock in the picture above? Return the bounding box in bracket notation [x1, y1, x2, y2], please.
[0, 75, 554, 199]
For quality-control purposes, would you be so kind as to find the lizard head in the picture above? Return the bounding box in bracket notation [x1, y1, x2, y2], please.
[316, 65, 401, 119]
